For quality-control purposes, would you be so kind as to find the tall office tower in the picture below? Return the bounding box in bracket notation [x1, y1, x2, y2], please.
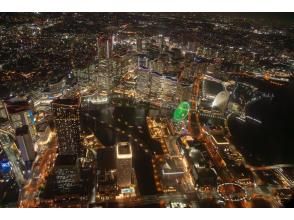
[137, 54, 149, 68]
[160, 76, 177, 108]
[53, 155, 80, 195]
[150, 71, 163, 104]
[136, 67, 151, 102]
[73, 64, 97, 88]
[51, 96, 81, 156]
[4, 96, 36, 140]
[136, 37, 143, 52]
[111, 59, 124, 88]
[116, 142, 132, 188]
[96, 59, 113, 95]
[97, 34, 113, 60]
[15, 125, 36, 168]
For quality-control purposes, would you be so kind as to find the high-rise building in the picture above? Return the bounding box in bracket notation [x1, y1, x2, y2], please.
[137, 54, 149, 68]
[136, 37, 142, 52]
[148, 71, 178, 109]
[0, 101, 8, 119]
[97, 34, 113, 60]
[136, 67, 151, 101]
[150, 71, 163, 104]
[53, 155, 80, 195]
[96, 59, 113, 95]
[160, 76, 177, 108]
[112, 57, 126, 87]
[15, 125, 36, 168]
[116, 142, 132, 188]
[73, 64, 98, 89]
[4, 96, 36, 140]
[51, 96, 81, 156]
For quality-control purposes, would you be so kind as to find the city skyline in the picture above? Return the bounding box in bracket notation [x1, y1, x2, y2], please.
[0, 12, 293, 208]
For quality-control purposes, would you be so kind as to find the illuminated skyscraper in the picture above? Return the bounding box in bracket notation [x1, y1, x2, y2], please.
[160, 76, 177, 108]
[116, 142, 132, 188]
[97, 34, 113, 60]
[96, 59, 113, 95]
[53, 155, 80, 195]
[150, 71, 163, 104]
[4, 96, 36, 140]
[136, 37, 142, 52]
[136, 67, 151, 101]
[137, 54, 149, 68]
[16, 125, 36, 169]
[51, 96, 81, 156]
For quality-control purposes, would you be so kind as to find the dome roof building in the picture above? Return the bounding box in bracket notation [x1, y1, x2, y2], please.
[212, 91, 230, 112]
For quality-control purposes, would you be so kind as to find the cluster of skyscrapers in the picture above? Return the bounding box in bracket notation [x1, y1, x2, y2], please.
[2, 97, 36, 171]
[136, 66, 193, 110]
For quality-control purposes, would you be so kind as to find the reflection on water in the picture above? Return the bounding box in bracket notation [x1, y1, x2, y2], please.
[228, 95, 294, 166]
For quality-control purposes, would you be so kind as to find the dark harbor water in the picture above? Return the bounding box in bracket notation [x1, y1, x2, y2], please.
[228, 83, 294, 166]
[80, 99, 163, 196]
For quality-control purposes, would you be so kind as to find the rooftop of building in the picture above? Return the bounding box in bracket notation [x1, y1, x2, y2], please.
[97, 148, 116, 171]
[229, 164, 253, 180]
[162, 158, 185, 175]
[117, 142, 131, 155]
[4, 96, 31, 114]
[51, 96, 81, 107]
[15, 125, 29, 136]
[211, 134, 229, 145]
[54, 155, 77, 167]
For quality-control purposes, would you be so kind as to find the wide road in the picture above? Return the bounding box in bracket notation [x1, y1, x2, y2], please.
[19, 135, 57, 208]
